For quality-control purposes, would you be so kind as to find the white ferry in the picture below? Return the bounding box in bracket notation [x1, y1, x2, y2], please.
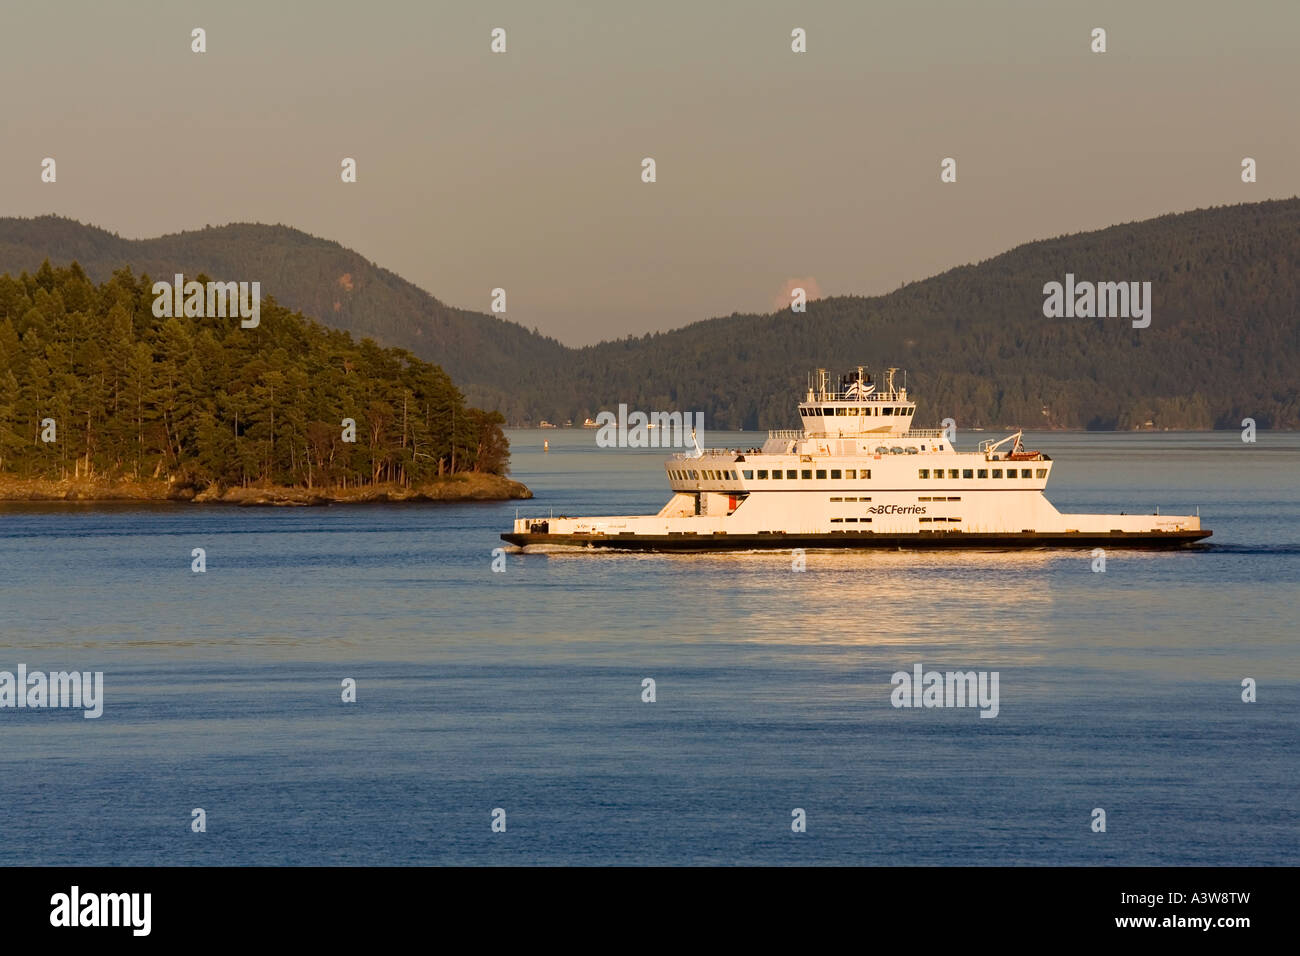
[502, 368, 1211, 551]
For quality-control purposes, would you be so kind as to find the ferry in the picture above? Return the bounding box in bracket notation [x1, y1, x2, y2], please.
[502, 367, 1211, 551]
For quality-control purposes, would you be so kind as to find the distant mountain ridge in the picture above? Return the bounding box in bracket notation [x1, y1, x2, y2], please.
[3, 199, 1298, 429]
[0, 216, 566, 415]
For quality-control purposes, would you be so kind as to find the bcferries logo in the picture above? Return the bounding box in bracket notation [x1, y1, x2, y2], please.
[868, 504, 925, 515]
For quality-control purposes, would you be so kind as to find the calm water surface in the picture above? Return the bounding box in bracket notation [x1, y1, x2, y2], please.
[0, 430, 1296, 865]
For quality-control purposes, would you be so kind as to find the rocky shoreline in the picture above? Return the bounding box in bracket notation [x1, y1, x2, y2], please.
[0, 473, 532, 506]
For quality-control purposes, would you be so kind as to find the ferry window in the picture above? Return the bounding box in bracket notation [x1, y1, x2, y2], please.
[801, 470, 812, 480]
[861, 517, 871, 522]
[845, 518, 857, 523]
[831, 518, 843, 523]
[948, 469, 959, 479]
[1036, 469, 1047, 478]
[864, 470, 871, 479]
[823, 407, 834, 415]
[816, 469, 827, 479]
[948, 497, 961, 502]
[786, 470, 797, 479]
[962, 469, 973, 479]
[757, 470, 768, 479]
[977, 469, 988, 478]
[933, 472, 943, 480]
[742, 470, 753, 479]
[992, 469, 1002, 478]
[830, 497, 842, 502]
[830, 469, 841, 479]
[920, 517, 931, 523]
[918, 469, 929, 479]
[1021, 469, 1033, 478]
[845, 469, 856, 479]
[882, 407, 893, 415]
[844, 497, 857, 502]
[862, 497, 872, 502]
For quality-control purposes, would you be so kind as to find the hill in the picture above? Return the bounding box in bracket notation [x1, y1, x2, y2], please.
[556, 199, 1300, 431]
[0, 262, 518, 497]
[3, 199, 1298, 429]
[0, 217, 567, 417]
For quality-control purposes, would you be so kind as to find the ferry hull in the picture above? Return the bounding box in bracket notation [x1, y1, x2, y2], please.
[501, 529, 1212, 552]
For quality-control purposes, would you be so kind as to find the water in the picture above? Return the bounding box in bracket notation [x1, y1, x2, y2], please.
[0, 430, 1296, 865]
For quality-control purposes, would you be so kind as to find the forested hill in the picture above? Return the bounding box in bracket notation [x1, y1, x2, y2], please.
[559, 198, 1300, 431]
[0, 217, 567, 415]
[3, 199, 1299, 430]
[0, 263, 511, 492]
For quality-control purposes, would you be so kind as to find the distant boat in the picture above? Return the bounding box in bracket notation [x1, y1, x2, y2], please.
[539, 421, 558, 429]
[582, 418, 598, 428]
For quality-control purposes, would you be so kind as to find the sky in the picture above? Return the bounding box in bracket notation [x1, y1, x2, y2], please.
[1, 0, 1297, 345]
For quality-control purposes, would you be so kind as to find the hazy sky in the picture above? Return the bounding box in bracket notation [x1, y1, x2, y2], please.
[2, 0, 1297, 345]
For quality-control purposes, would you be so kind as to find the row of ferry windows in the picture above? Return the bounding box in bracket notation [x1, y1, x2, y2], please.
[801, 406, 909, 416]
[668, 467, 1047, 481]
[918, 468, 1046, 479]
[669, 468, 874, 481]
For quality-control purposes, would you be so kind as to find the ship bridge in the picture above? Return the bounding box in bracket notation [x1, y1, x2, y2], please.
[794, 366, 915, 438]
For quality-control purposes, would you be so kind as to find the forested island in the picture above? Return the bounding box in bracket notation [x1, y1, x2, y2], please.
[0, 262, 530, 504]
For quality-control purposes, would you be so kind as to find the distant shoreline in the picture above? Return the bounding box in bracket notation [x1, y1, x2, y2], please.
[0, 473, 532, 506]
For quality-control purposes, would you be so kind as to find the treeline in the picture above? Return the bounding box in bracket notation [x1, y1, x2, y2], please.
[3, 200, 1299, 430]
[542, 199, 1300, 431]
[0, 217, 569, 417]
[0, 262, 510, 489]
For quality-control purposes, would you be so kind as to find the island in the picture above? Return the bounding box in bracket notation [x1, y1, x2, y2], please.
[0, 263, 529, 503]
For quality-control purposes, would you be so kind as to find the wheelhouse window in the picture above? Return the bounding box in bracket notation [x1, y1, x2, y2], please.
[882, 407, 893, 415]
[948, 469, 959, 479]
[1036, 469, 1047, 478]
[1021, 469, 1033, 478]
[962, 469, 974, 479]
[831, 469, 842, 479]
[742, 470, 753, 479]
[816, 469, 827, 479]
[992, 469, 1002, 478]
[786, 470, 797, 479]
[845, 469, 856, 479]
[801, 470, 812, 479]
[977, 469, 988, 478]
[918, 469, 930, 479]
[757, 470, 768, 479]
